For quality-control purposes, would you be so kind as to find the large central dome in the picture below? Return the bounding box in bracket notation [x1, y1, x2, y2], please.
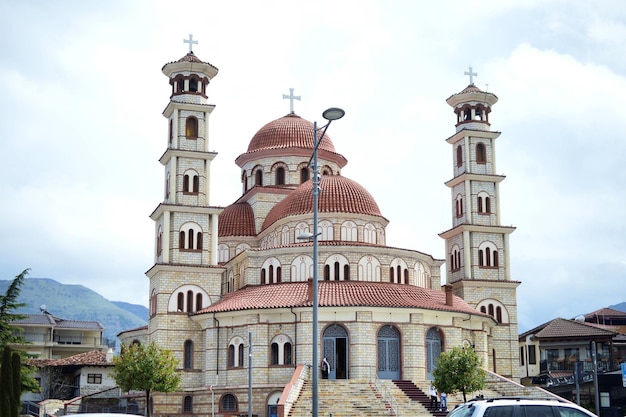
[246, 113, 337, 153]
[262, 175, 383, 231]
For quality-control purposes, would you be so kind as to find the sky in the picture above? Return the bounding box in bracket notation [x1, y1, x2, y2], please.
[1, 0, 625, 333]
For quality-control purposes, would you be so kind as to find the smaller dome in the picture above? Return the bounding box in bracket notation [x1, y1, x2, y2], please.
[219, 202, 256, 237]
[262, 175, 382, 231]
[246, 114, 337, 154]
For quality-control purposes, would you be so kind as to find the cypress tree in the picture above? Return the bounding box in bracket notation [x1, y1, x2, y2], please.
[11, 350, 21, 417]
[0, 345, 14, 417]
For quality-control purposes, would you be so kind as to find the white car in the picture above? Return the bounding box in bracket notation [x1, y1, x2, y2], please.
[446, 397, 597, 417]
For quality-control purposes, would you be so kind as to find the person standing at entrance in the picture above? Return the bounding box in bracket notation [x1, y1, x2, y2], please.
[429, 384, 438, 410]
[321, 357, 330, 379]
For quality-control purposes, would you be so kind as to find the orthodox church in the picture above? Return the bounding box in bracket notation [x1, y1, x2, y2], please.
[119, 42, 520, 416]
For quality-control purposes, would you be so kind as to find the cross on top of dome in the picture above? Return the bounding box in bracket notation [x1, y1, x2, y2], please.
[282, 88, 301, 114]
[184, 34, 198, 53]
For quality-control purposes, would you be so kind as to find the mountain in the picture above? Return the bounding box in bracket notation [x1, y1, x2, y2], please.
[0, 277, 147, 346]
[609, 302, 626, 312]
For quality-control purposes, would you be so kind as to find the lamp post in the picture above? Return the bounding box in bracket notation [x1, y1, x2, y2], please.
[300, 107, 345, 417]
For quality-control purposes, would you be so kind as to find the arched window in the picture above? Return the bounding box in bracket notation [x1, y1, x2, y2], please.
[175, 76, 184, 93]
[270, 335, 293, 365]
[221, 394, 237, 413]
[228, 337, 245, 368]
[193, 175, 199, 193]
[177, 292, 184, 312]
[189, 77, 198, 92]
[183, 396, 193, 413]
[169, 119, 173, 145]
[186, 117, 198, 138]
[488, 304, 494, 316]
[228, 345, 235, 367]
[195, 293, 203, 311]
[179, 223, 202, 250]
[156, 226, 162, 256]
[276, 167, 285, 185]
[197, 231, 203, 250]
[300, 167, 309, 183]
[344, 264, 350, 281]
[478, 192, 491, 214]
[476, 143, 486, 163]
[184, 340, 193, 369]
[238, 344, 244, 367]
[450, 245, 461, 271]
[255, 169, 263, 186]
[324, 265, 330, 281]
[455, 194, 463, 217]
[186, 290, 193, 312]
[150, 288, 157, 317]
[456, 145, 463, 167]
[260, 269, 266, 284]
[478, 242, 498, 267]
[496, 306, 503, 323]
[183, 175, 189, 192]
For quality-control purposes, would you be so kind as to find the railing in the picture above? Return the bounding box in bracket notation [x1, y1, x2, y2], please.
[540, 359, 611, 373]
[369, 366, 399, 417]
[54, 335, 102, 346]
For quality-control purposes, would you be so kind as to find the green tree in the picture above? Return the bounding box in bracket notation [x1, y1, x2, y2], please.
[1, 346, 16, 417]
[432, 346, 485, 402]
[113, 342, 181, 417]
[12, 350, 22, 417]
[0, 269, 29, 347]
[0, 269, 39, 396]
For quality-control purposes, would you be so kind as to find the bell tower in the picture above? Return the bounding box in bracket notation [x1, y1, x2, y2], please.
[146, 37, 224, 389]
[439, 67, 520, 380]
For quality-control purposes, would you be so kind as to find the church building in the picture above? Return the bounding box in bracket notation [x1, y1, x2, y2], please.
[119, 43, 520, 417]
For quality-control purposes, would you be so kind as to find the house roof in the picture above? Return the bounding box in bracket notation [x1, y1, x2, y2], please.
[521, 317, 617, 340]
[15, 313, 103, 330]
[195, 280, 486, 317]
[29, 350, 112, 368]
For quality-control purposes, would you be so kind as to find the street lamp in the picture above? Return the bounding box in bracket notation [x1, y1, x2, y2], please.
[299, 107, 344, 417]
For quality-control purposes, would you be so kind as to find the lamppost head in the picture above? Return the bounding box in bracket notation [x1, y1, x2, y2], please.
[322, 107, 345, 121]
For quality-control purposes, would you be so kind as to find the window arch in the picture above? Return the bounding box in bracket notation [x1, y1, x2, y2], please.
[300, 166, 309, 183]
[183, 396, 193, 413]
[477, 191, 491, 214]
[168, 285, 210, 313]
[221, 394, 238, 413]
[150, 288, 157, 317]
[179, 222, 202, 250]
[270, 335, 293, 365]
[275, 166, 285, 185]
[156, 225, 163, 257]
[261, 258, 282, 284]
[358, 255, 381, 282]
[185, 116, 198, 138]
[340, 221, 357, 241]
[175, 75, 185, 93]
[319, 220, 333, 241]
[476, 299, 509, 323]
[478, 241, 499, 267]
[165, 172, 171, 200]
[456, 145, 463, 167]
[189, 76, 198, 92]
[323, 254, 350, 281]
[184, 340, 193, 369]
[450, 245, 461, 272]
[228, 337, 245, 368]
[455, 194, 463, 217]
[389, 258, 409, 284]
[476, 142, 486, 163]
[363, 223, 377, 244]
[290, 255, 313, 282]
[183, 170, 200, 194]
[218, 244, 229, 263]
[414, 262, 428, 287]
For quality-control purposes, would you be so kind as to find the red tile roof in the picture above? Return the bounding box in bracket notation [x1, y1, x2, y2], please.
[245, 114, 337, 154]
[161, 52, 219, 72]
[262, 175, 383, 231]
[29, 350, 112, 368]
[219, 202, 257, 237]
[195, 280, 483, 316]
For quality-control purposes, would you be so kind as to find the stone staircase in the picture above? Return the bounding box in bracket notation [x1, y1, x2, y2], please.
[392, 380, 448, 417]
[288, 379, 396, 417]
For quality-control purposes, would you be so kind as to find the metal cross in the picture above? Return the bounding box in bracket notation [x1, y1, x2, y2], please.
[464, 66, 478, 85]
[184, 34, 198, 53]
[282, 88, 301, 114]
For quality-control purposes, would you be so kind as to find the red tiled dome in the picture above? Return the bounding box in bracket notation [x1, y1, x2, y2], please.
[219, 202, 256, 237]
[246, 114, 337, 154]
[262, 175, 382, 231]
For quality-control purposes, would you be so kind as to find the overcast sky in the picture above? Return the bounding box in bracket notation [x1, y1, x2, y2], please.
[1, 1, 625, 333]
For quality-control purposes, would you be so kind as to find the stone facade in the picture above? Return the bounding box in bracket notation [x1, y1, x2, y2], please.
[119, 52, 521, 417]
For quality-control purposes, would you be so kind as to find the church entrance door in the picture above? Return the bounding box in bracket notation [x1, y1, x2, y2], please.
[377, 325, 401, 380]
[322, 324, 348, 379]
[426, 327, 442, 380]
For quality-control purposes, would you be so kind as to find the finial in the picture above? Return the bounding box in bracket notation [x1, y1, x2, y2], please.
[184, 34, 198, 53]
[282, 88, 301, 114]
[464, 66, 478, 85]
